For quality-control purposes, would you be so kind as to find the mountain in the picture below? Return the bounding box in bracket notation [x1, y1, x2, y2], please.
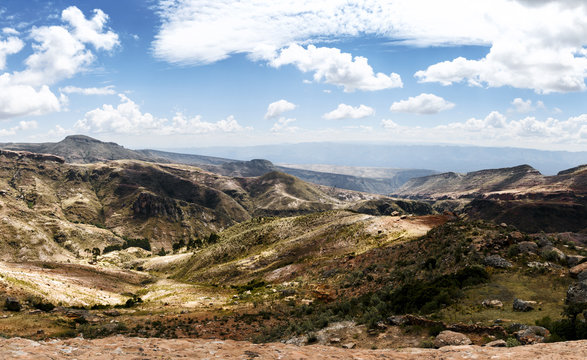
[0, 148, 400, 262]
[394, 164, 587, 200]
[180, 142, 587, 175]
[1, 136, 436, 194]
[394, 164, 587, 232]
[0, 135, 152, 163]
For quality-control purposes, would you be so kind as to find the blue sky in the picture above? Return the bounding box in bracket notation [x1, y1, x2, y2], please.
[0, 0, 585, 151]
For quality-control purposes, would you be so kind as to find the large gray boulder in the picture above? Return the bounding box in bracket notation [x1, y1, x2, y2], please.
[513, 298, 536, 312]
[518, 241, 538, 254]
[484, 255, 512, 269]
[434, 330, 472, 348]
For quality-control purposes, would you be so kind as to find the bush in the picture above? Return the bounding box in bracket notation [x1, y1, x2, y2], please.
[103, 238, 151, 254]
[208, 233, 220, 244]
[506, 337, 521, 347]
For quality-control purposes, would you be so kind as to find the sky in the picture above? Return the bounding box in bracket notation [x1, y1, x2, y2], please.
[0, 0, 586, 151]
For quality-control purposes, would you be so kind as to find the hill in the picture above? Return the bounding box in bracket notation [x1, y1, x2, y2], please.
[1, 136, 435, 194]
[0, 149, 406, 262]
[393, 165, 587, 233]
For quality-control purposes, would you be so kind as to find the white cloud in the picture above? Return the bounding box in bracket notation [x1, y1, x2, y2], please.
[75, 94, 250, 135]
[60, 85, 116, 95]
[271, 44, 402, 92]
[323, 104, 374, 120]
[270, 117, 298, 133]
[2, 28, 19, 35]
[153, 0, 494, 65]
[390, 93, 455, 114]
[0, 34, 23, 70]
[265, 99, 296, 119]
[0, 120, 38, 136]
[0, 7, 118, 120]
[414, 2, 587, 93]
[61, 7, 119, 51]
[510, 98, 545, 113]
[0, 79, 61, 119]
[154, 0, 587, 94]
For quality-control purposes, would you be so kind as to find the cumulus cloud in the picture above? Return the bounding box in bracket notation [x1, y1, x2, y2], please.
[271, 44, 402, 92]
[381, 111, 587, 148]
[61, 7, 119, 50]
[154, 0, 587, 93]
[0, 34, 24, 70]
[75, 94, 250, 135]
[510, 98, 545, 113]
[270, 117, 298, 133]
[60, 85, 116, 95]
[323, 104, 374, 120]
[0, 80, 61, 119]
[415, 1, 587, 93]
[0, 120, 38, 136]
[0, 6, 118, 120]
[390, 93, 455, 114]
[265, 99, 296, 119]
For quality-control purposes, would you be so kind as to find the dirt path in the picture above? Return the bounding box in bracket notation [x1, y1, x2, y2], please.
[0, 336, 585, 359]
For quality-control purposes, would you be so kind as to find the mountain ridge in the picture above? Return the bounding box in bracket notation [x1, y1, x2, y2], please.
[0, 136, 436, 194]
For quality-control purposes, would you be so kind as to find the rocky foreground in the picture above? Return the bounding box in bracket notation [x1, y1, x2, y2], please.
[1, 336, 586, 360]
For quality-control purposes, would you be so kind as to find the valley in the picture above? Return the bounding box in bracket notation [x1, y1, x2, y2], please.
[0, 138, 584, 358]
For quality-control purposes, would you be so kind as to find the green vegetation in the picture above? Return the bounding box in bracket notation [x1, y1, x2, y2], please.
[103, 238, 151, 254]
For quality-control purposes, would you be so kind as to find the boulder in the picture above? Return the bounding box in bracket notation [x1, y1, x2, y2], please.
[567, 255, 586, 268]
[509, 231, 524, 242]
[4, 297, 21, 312]
[484, 255, 512, 269]
[342, 343, 356, 349]
[534, 234, 553, 248]
[433, 330, 472, 348]
[518, 241, 538, 254]
[482, 299, 504, 309]
[387, 315, 408, 326]
[542, 246, 566, 263]
[566, 280, 587, 307]
[515, 326, 550, 345]
[578, 270, 587, 282]
[570, 262, 587, 278]
[484, 339, 507, 347]
[513, 298, 536, 312]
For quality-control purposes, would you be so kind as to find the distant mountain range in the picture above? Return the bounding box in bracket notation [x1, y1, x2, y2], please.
[393, 164, 587, 233]
[176, 142, 587, 175]
[0, 136, 436, 194]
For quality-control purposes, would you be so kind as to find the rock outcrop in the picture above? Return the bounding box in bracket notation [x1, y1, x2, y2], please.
[513, 298, 536, 312]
